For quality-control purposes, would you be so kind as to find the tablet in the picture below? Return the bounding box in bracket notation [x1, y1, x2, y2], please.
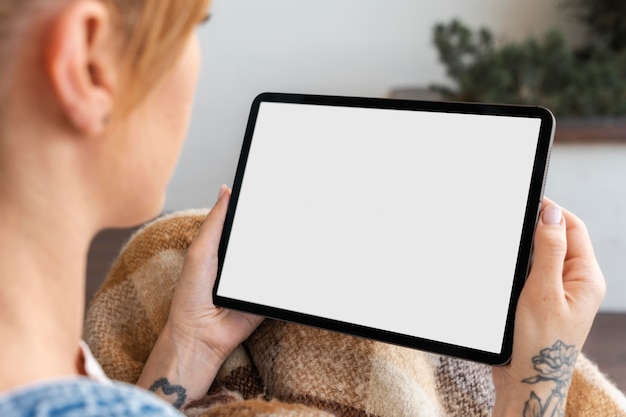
[214, 92, 555, 365]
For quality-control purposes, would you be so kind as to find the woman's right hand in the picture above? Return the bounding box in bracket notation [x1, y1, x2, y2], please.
[492, 198, 606, 417]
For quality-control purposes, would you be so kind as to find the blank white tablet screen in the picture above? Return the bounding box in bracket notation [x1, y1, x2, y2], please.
[217, 101, 541, 354]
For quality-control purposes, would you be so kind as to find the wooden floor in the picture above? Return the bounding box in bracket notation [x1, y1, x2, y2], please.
[86, 227, 626, 394]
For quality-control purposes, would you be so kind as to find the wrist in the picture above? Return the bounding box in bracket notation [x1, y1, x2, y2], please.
[136, 323, 224, 408]
[492, 389, 531, 417]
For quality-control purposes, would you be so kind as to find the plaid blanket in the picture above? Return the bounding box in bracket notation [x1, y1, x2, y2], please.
[84, 209, 626, 417]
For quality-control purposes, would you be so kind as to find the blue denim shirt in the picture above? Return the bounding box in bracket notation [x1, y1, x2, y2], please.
[0, 378, 183, 417]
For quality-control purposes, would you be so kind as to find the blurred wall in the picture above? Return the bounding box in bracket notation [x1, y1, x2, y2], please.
[165, 0, 624, 311]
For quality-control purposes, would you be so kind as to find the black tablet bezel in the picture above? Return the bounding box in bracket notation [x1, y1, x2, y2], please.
[214, 92, 555, 366]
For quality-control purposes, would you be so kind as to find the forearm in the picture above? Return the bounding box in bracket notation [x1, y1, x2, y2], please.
[136, 324, 224, 410]
[493, 385, 566, 417]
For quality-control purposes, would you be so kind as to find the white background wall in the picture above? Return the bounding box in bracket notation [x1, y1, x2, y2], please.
[168, 0, 579, 209]
[164, 0, 624, 311]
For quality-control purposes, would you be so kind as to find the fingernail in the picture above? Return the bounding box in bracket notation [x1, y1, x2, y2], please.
[543, 205, 562, 225]
[218, 185, 227, 200]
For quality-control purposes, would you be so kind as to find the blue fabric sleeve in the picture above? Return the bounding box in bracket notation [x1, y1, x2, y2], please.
[0, 377, 184, 417]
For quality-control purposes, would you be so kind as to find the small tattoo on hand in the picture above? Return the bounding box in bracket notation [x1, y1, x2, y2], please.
[149, 377, 187, 409]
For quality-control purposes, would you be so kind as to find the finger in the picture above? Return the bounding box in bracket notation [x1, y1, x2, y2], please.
[231, 310, 265, 334]
[541, 197, 596, 264]
[561, 207, 596, 262]
[560, 207, 606, 305]
[526, 200, 567, 291]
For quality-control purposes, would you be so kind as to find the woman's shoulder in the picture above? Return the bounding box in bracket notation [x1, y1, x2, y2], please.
[0, 377, 182, 417]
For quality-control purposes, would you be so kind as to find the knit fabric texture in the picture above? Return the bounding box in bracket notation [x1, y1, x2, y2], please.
[84, 209, 626, 417]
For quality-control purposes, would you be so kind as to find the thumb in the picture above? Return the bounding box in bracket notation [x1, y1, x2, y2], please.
[184, 185, 231, 267]
[200, 184, 231, 249]
[526, 202, 567, 291]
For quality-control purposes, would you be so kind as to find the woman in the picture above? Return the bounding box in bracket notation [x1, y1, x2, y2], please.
[0, 0, 606, 416]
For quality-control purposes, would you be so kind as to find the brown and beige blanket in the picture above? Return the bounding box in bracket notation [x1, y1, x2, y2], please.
[84, 209, 626, 417]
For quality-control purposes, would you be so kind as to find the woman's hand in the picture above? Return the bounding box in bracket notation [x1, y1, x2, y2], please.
[137, 185, 264, 409]
[492, 198, 606, 417]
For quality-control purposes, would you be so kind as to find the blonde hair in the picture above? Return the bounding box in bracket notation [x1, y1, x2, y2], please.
[102, 0, 210, 112]
[0, 0, 210, 115]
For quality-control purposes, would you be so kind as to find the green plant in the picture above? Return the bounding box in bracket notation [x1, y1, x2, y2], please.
[430, 1, 626, 117]
[564, 0, 626, 52]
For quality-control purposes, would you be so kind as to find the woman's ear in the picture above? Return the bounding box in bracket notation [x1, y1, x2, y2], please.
[45, 0, 118, 137]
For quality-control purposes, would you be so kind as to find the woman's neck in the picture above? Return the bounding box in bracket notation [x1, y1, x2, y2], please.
[0, 190, 94, 391]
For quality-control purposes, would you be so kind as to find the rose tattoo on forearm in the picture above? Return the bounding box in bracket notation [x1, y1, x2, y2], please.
[522, 340, 578, 417]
